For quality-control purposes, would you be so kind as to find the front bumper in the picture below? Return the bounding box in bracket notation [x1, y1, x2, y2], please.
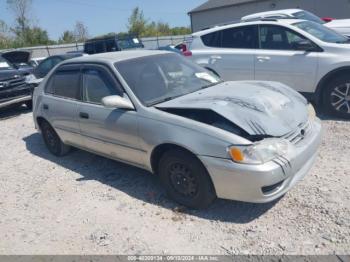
[199, 118, 322, 203]
[0, 84, 33, 109]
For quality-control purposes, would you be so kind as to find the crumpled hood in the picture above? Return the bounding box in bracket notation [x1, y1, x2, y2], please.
[156, 81, 309, 137]
[1, 51, 31, 64]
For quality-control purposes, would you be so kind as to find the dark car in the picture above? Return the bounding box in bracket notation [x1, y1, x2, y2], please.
[1, 51, 34, 75]
[84, 34, 144, 55]
[0, 55, 33, 110]
[33, 53, 83, 80]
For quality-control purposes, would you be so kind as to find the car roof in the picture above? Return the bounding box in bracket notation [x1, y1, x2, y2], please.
[192, 19, 304, 36]
[242, 9, 302, 20]
[65, 50, 171, 64]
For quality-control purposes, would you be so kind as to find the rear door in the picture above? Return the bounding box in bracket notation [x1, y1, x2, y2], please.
[193, 25, 258, 81]
[77, 64, 143, 165]
[41, 64, 83, 146]
[254, 24, 319, 93]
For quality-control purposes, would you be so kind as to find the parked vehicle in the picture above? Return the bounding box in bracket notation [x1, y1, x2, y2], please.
[29, 57, 47, 67]
[1, 51, 34, 75]
[33, 50, 322, 208]
[84, 34, 144, 55]
[242, 9, 350, 37]
[0, 55, 33, 109]
[187, 18, 350, 118]
[158, 42, 193, 57]
[158, 45, 183, 54]
[28, 53, 85, 87]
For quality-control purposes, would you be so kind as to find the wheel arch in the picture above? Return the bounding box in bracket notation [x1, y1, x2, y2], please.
[150, 143, 203, 175]
[315, 66, 350, 105]
[36, 116, 50, 130]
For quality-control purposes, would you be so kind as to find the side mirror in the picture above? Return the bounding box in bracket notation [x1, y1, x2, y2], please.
[292, 40, 315, 52]
[102, 95, 134, 110]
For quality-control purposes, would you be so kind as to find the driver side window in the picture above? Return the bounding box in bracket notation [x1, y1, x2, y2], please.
[259, 25, 307, 50]
[82, 67, 121, 104]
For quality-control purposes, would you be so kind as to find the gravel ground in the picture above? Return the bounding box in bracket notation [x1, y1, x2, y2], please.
[0, 106, 349, 255]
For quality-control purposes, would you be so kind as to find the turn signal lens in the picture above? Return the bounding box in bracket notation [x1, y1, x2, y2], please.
[229, 147, 244, 162]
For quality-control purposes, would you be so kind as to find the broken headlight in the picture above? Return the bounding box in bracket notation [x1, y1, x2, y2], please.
[229, 138, 290, 165]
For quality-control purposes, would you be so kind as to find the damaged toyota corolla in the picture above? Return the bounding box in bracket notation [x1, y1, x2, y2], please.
[33, 51, 322, 208]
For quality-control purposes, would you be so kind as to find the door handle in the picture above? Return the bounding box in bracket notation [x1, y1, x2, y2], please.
[257, 56, 271, 61]
[210, 55, 222, 59]
[43, 104, 49, 110]
[79, 112, 89, 119]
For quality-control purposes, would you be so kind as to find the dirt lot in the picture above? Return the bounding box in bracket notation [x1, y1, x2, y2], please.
[0, 106, 349, 255]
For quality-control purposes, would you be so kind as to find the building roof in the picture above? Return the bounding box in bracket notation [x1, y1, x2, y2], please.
[189, 0, 264, 14]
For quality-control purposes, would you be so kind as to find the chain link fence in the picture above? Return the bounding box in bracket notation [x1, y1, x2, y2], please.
[0, 35, 189, 58]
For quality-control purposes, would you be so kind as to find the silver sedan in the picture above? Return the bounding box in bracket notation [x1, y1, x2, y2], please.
[33, 50, 322, 208]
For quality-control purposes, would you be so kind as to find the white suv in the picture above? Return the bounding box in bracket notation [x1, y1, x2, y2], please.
[187, 19, 350, 118]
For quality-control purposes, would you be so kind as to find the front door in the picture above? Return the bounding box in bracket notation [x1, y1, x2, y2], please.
[77, 64, 143, 166]
[254, 24, 319, 93]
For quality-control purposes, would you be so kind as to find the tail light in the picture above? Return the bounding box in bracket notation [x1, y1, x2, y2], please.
[179, 43, 192, 57]
[183, 50, 192, 57]
[322, 17, 334, 22]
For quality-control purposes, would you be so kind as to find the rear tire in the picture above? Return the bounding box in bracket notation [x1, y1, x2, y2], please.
[40, 121, 70, 156]
[323, 75, 350, 119]
[158, 149, 216, 209]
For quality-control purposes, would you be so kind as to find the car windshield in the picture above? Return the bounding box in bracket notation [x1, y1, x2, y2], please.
[292, 11, 325, 24]
[293, 21, 349, 43]
[115, 53, 221, 106]
[0, 56, 13, 70]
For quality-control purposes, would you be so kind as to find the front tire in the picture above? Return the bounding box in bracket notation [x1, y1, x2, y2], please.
[323, 75, 350, 119]
[40, 121, 70, 156]
[158, 149, 216, 209]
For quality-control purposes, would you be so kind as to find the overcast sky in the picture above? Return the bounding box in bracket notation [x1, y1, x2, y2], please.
[0, 0, 204, 40]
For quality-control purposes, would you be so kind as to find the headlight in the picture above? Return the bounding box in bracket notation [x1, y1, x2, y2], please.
[308, 103, 316, 120]
[25, 74, 36, 82]
[229, 138, 290, 165]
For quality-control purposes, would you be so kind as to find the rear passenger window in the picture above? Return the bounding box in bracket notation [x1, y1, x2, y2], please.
[82, 68, 120, 104]
[201, 26, 257, 49]
[51, 69, 81, 100]
[221, 26, 256, 48]
[201, 31, 221, 47]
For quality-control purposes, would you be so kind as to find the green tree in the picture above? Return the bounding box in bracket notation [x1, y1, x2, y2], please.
[25, 26, 52, 45]
[59, 30, 75, 43]
[0, 20, 12, 49]
[7, 0, 33, 44]
[74, 21, 89, 42]
[127, 7, 147, 36]
[127, 7, 191, 37]
[170, 27, 191, 36]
